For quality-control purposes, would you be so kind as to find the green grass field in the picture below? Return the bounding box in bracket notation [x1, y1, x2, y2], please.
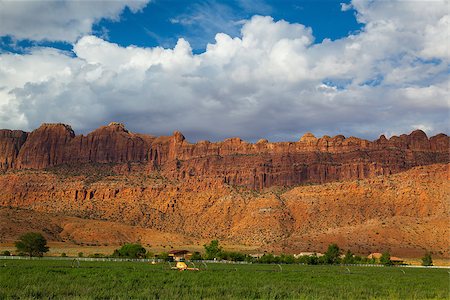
[0, 259, 448, 299]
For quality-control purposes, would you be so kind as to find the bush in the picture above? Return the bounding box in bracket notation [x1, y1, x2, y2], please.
[61, 253, 67, 257]
[296, 254, 319, 265]
[2, 250, 11, 256]
[218, 251, 247, 262]
[259, 253, 278, 264]
[380, 251, 393, 266]
[112, 243, 146, 259]
[78, 252, 84, 258]
[15, 232, 49, 257]
[342, 250, 355, 264]
[421, 252, 433, 266]
[279, 254, 295, 264]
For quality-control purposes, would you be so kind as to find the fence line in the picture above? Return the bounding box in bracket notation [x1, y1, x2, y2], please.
[0, 256, 157, 263]
[0, 256, 448, 268]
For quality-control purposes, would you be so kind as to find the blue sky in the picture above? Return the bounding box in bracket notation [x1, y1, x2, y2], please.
[0, 0, 448, 142]
[1, 0, 361, 53]
[94, 0, 361, 51]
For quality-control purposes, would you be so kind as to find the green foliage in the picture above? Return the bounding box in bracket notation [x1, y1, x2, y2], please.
[342, 250, 355, 264]
[14, 232, 49, 257]
[421, 252, 433, 266]
[60, 253, 67, 257]
[218, 251, 247, 262]
[300, 253, 320, 265]
[203, 240, 222, 260]
[190, 251, 202, 260]
[258, 253, 278, 264]
[352, 255, 369, 264]
[77, 252, 84, 258]
[323, 244, 341, 264]
[157, 252, 170, 262]
[380, 251, 393, 266]
[145, 252, 154, 259]
[2, 250, 11, 256]
[113, 243, 146, 259]
[279, 254, 295, 264]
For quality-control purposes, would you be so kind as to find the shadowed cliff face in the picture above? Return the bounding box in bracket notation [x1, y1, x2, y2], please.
[0, 130, 28, 170]
[0, 122, 448, 189]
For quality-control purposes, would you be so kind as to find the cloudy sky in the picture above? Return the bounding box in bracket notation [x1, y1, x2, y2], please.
[0, 0, 448, 142]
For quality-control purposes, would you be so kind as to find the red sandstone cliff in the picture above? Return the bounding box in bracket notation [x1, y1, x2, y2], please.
[1, 123, 448, 256]
[0, 163, 448, 257]
[0, 129, 28, 170]
[0, 123, 448, 188]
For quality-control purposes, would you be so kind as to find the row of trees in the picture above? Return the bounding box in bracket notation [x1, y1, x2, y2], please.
[198, 241, 434, 267]
[6, 233, 434, 266]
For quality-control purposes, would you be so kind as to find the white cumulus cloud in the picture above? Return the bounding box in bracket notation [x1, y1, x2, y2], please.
[0, 1, 448, 142]
[0, 0, 150, 42]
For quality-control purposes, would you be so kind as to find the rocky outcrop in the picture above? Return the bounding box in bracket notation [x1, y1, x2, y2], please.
[0, 129, 28, 171]
[1, 123, 448, 189]
[14, 123, 155, 169]
[153, 129, 449, 189]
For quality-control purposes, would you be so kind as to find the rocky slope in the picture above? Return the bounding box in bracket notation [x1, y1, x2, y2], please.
[0, 162, 448, 257]
[1, 123, 448, 257]
[0, 123, 448, 189]
[0, 206, 195, 249]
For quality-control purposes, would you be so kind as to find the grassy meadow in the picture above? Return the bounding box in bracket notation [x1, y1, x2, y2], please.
[0, 259, 448, 299]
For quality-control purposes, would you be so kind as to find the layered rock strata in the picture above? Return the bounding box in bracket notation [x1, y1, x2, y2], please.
[0, 164, 448, 256]
[0, 122, 448, 189]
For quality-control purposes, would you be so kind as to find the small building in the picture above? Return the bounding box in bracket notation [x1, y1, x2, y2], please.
[368, 253, 382, 259]
[249, 253, 265, 259]
[390, 256, 406, 265]
[294, 252, 324, 258]
[169, 250, 191, 261]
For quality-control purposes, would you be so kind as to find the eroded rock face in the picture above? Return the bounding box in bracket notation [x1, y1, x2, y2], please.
[13, 123, 155, 169]
[0, 164, 447, 256]
[1, 123, 448, 189]
[0, 129, 28, 171]
[15, 124, 75, 169]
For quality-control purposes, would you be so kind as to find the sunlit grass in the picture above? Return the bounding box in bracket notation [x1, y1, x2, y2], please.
[0, 259, 448, 299]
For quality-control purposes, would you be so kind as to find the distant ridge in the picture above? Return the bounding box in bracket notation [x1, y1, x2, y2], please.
[0, 123, 448, 189]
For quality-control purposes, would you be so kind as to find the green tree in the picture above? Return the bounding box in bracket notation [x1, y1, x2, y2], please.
[297, 253, 320, 265]
[421, 252, 433, 266]
[380, 251, 393, 266]
[113, 243, 146, 258]
[203, 240, 222, 260]
[324, 243, 341, 264]
[15, 232, 49, 257]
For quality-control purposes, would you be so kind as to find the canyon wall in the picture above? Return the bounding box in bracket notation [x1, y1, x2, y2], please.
[0, 122, 448, 189]
[0, 163, 448, 256]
